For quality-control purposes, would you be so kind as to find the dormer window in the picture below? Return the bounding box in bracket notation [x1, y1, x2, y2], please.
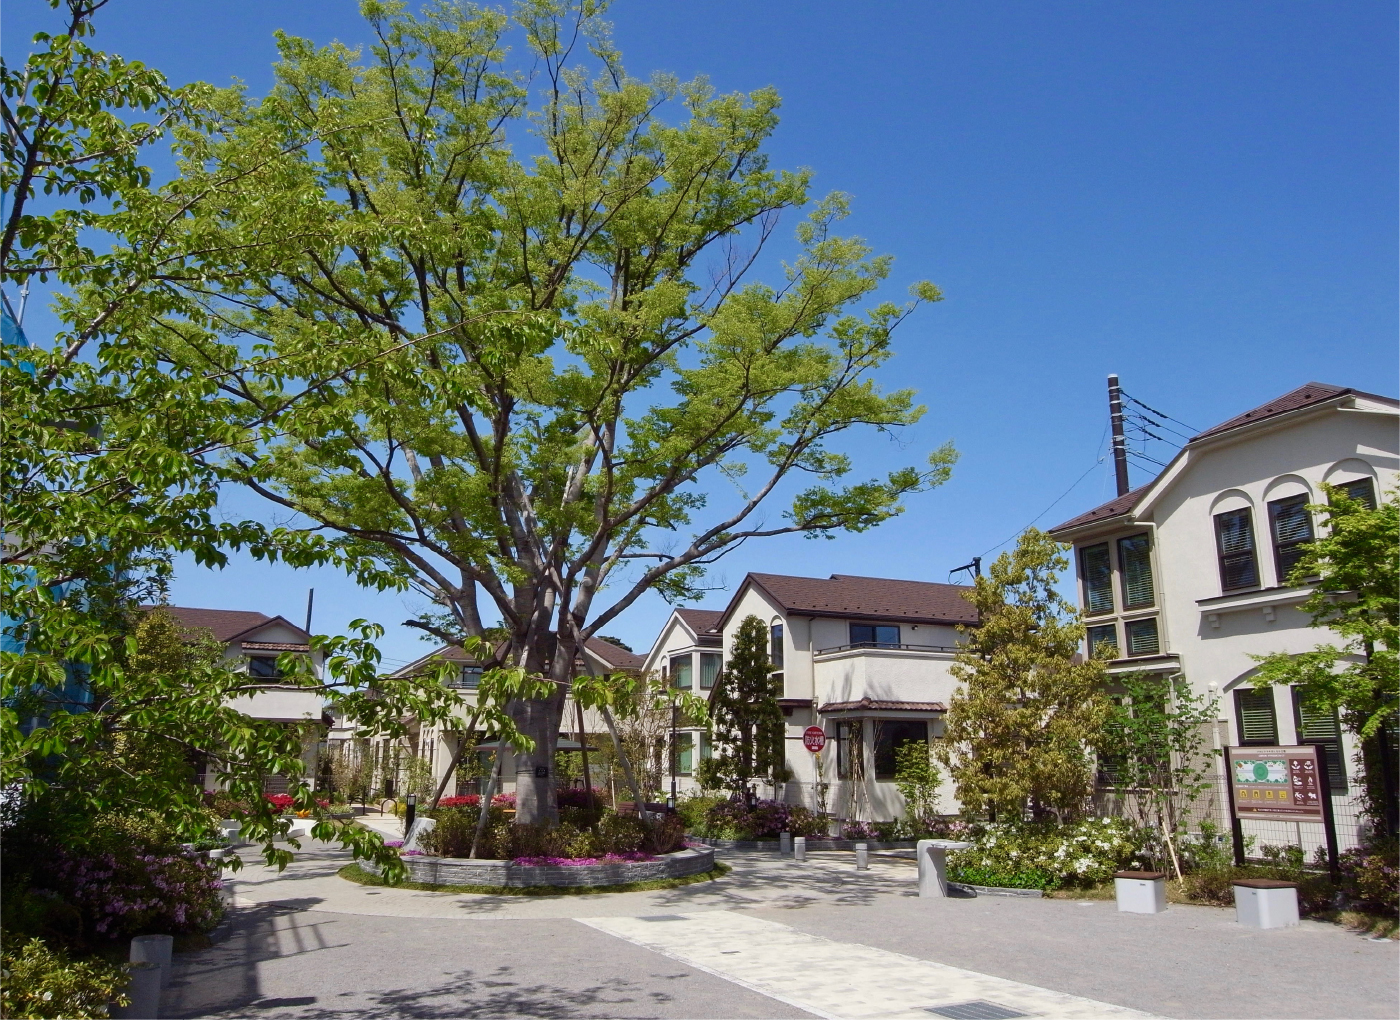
[1080, 543, 1114, 615]
[1268, 496, 1314, 584]
[248, 656, 282, 679]
[849, 623, 899, 649]
[1214, 508, 1259, 591]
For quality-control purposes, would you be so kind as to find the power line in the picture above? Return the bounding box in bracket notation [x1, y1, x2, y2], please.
[1122, 391, 1199, 435]
[977, 453, 1108, 559]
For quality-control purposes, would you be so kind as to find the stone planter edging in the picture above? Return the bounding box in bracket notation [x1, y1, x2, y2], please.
[949, 881, 1044, 898]
[361, 847, 715, 888]
[689, 836, 917, 852]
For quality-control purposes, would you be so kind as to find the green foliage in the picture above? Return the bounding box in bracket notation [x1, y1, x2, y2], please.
[417, 806, 682, 859]
[937, 530, 1110, 822]
[1252, 486, 1398, 832]
[676, 793, 727, 833]
[892, 739, 941, 829]
[0, 937, 129, 1020]
[703, 617, 785, 797]
[1097, 671, 1218, 868]
[689, 799, 826, 839]
[946, 817, 1143, 891]
[130, 0, 952, 822]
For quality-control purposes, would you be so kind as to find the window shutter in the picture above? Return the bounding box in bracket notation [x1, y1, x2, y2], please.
[1235, 688, 1278, 745]
[1080, 543, 1114, 614]
[1117, 534, 1155, 609]
[1293, 690, 1347, 793]
[1216, 509, 1259, 590]
[1339, 477, 1377, 509]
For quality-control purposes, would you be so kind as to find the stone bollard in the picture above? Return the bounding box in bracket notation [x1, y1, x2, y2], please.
[110, 961, 161, 1019]
[130, 934, 174, 989]
[855, 843, 869, 870]
[793, 836, 806, 862]
[917, 838, 972, 898]
[779, 831, 792, 855]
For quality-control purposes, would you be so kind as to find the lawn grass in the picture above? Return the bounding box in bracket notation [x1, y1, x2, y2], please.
[337, 860, 731, 897]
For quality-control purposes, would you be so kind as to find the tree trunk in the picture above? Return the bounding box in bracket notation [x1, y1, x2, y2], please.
[429, 709, 480, 810]
[600, 704, 648, 820]
[469, 751, 504, 859]
[509, 691, 564, 826]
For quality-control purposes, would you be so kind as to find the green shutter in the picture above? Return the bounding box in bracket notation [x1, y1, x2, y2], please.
[1293, 690, 1347, 793]
[1117, 534, 1154, 609]
[1236, 688, 1278, 745]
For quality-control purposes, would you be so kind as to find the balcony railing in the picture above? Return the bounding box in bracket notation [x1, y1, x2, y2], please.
[815, 641, 960, 655]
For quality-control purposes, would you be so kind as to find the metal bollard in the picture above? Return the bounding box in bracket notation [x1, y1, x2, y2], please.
[779, 831, 792, 855]
[793, 836, 806, 862]
[130, 934, 174, 989]
[855, 842, 869, 870]
[110, 961, 161, 1019]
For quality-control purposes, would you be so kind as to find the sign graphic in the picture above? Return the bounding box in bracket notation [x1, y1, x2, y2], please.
[802, 726, 827, 753]
[1227, 745, 1325, 822]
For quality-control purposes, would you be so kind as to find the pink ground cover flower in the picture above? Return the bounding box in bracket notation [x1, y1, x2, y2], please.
[511, 852, 653, 867]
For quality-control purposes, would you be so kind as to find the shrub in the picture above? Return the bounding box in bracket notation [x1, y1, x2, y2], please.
[55, 846, 224, 940]
[697, 799, 826, 839]
[677, 794, 726, 833]
[946, 816, 1142, 891]
[264, 794, 294, 813]
[414, 808, 685, 860]
[0, 938, 130, 1020]
[432, 794, 513, 810]
[1341, 837, 1398, 914]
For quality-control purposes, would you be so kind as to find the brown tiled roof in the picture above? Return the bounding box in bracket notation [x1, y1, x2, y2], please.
[241, 640, 310, 652]
[818, 698, 946, 714]
[675, 608, 723, 635]
[741, 573, 977, 625]
[147, 606, 307, 644]
[1048, 486, 1150, 535]
[584, 636, 644, 671]
[1190, 382, 1395, 441]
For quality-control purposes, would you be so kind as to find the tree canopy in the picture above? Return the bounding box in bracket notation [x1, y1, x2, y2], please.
[130, 1, 954, 823]
[936, 530, 1109, 822]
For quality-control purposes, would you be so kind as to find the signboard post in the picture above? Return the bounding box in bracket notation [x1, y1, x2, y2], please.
[802, 726, 827, 753]
[1225, 744, 1339, 877]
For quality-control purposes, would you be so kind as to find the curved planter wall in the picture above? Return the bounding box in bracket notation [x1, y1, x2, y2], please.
[362, 847, 716, 888]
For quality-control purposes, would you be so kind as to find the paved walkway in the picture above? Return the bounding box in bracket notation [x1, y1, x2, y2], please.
[163, 843, 1397, 1019]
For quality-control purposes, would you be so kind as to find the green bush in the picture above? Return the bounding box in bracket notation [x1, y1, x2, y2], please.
[414, 808, 683, 860]
[0, 938, 129, 1019]
[946, 817, 1143, 891]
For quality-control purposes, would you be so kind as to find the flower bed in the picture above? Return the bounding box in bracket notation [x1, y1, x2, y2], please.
[360, 846, 715, 888]
[687, 835, 916, 852]
[946, 817, 1142, 891]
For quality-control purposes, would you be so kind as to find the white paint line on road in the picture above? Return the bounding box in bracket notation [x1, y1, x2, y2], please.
[577, 910, 1160, 1020]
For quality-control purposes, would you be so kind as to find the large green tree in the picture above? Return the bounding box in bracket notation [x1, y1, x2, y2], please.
[0, 1, 531, 877]
[699, 614, 785, 801]
[1253, 485, 1399, 836]
[148, 1, 955, 824]
[936, 530, 1109, 822]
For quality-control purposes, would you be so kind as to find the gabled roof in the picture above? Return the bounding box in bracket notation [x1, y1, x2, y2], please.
[818, 697, 947, 714]
[1190, 382, 1395, 441]
[583, 636, 644, 671]
[148, 606, 309, 645]
[1048, 486, 1149, 536]
[675, 608, 723, 636]
[730, 572, 977, 626]
[1048, 382, 1399, 537]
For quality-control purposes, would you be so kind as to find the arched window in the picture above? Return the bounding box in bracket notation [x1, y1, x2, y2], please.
[769, 622, 784, 669]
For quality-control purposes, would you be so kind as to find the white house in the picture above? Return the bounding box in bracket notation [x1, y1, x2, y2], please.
[155, 606, 325, 792]
[1047, 382, 1399, 852]
[349, 636, 644, 801]
[696, 572, 977, 822]
[639, 608, 725, 789]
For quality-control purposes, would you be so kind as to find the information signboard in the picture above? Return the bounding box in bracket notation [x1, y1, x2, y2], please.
[1227, 744, 1325, 822]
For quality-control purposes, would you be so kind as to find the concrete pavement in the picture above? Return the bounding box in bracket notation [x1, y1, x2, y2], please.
[164, 844, 1397, 1019]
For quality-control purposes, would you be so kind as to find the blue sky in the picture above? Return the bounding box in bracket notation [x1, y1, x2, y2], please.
[6, 1, 1396, 666]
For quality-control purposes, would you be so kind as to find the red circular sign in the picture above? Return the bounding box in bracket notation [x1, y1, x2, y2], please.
[802, 726, 827, 753]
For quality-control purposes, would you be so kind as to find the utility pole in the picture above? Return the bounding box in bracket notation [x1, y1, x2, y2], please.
[304, 588, 315, 634]
[1108, 374, 1130, 497]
